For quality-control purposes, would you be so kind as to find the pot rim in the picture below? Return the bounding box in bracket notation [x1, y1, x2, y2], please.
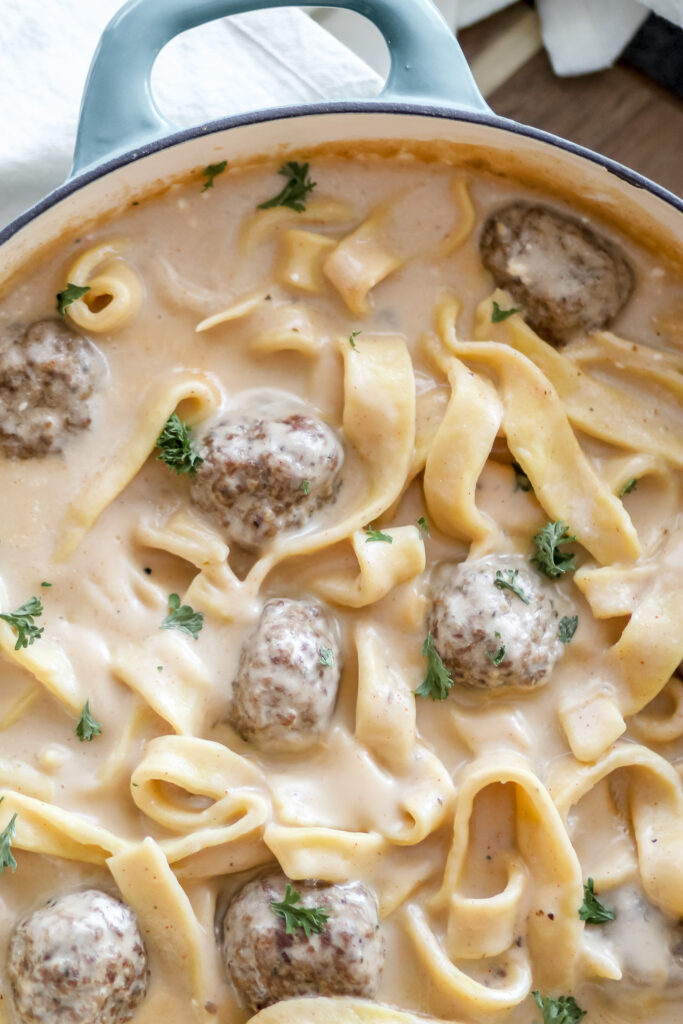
[2, 100, 682, 251]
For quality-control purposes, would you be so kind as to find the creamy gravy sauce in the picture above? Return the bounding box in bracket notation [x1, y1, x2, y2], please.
[0, 151, 681, 1024]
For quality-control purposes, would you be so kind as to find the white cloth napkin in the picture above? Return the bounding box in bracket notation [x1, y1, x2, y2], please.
[0, 1, 382, 230]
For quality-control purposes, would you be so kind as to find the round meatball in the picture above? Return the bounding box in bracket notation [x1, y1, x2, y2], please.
[190, 405, 344, 549]
[222, 870, 384, 1010]
[601, 886, 683, 994]
[428, 556, 563, 690]
[7, 889, 149, 1024]
[0, 319, 103, 458]
[229, 598, 341, 751]
[479, 202, 634, 344]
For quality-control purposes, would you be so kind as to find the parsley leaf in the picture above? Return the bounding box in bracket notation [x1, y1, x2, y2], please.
[156, 413, 204, 476]
[270, 883, 329, 937]
[74, 700, 102, 742]
[487, 632, 506, 666]
[258, 161, 316, 212]
[619, 477, 638, 497]
[417, 515, 430, 540]
[494, 568, 529, 604]
[300, 480, 311, 495]
[56, 283, 90, 316]
[531, 521, 577, 578]
[0, 597, 44, 650]
[319, 647, 335, 667]
[40, 581, 52, 588]
[491, 300, 520, 323]
[349, 330, 361, 350]
[161, 593, 204, 639]
[512, 463, 532, 492]
[578, 878, 615, 924]
[558, 615, 578, 644]
[532, 991, 586, 1024]
[0, 802, 17, 874]
[415, 633, 454, 701]
[365, 525, 393, 544]
[201, 160, 227, 191]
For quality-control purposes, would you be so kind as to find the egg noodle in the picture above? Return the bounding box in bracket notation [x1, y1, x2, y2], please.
[0, 150, 681, 1024]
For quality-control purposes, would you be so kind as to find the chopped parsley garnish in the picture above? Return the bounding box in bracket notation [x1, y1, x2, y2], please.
[257, 161, 316, 213]
[417, 515, 430, 540]
[319, 647, 335, 667]
[532, 991, 586, 1024]
[0, 801, 17, 874]
[619, 477, 638, 497]
[270, 883, 329, 937]
[414, 633, 454, 701]
[487, 631, 506, 666]
[0, 597, 44, 650]
[160, 593, 204, 639]
[364, 525, 393, 544]
[56, 283, 90, 316]
[74, 700, 102, 742]
[156, 413, 204, 476]
[349, 330, 361, 350]
[578, 877, 615, 924]
[513, 463, 532, 492]
[40, 581, 52, 588]
[558, 615, 579, 644]
[201, 160, 227, 191]
[491, 300, 520, 323]
[300, 480, 311, 495]
[494, 568, 529, 604]
[531, 521, 577, 578]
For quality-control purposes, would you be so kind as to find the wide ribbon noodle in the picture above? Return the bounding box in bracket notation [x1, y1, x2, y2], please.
[246, 998, 461, 1024]
[62, 241, 143, 333]
[0, 788, 125, 863]
[403, 753, 582, 1017]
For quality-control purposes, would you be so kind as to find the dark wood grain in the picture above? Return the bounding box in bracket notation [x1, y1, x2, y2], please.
[458, 4, 683, 198]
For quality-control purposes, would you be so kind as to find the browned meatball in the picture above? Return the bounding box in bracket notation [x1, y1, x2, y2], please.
[229, 598, 341, 751]
[190, 405, 344, 549]
[479, 202, 634, 344]
[222, 871, 384, 1011]
[7, 889, 149, 1024]
[0, 319, 103, 458]
[428, 556, 564, 690]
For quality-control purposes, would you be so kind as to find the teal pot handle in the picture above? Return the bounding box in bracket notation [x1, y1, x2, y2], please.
[72, 0, 489, 175]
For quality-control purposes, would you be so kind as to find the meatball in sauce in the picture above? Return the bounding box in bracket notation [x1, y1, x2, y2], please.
[428, 556, 564, 690]
[222, 870, 384, 1011]
[190, 402, 344, 550]
[479, 202, 634, 344]
[229, 598, 342, 751]
[0, 319, 103, 458]
[7, 889, 149, 1024]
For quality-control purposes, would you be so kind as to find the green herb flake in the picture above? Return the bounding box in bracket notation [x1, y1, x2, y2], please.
[558, 615, 579, 644]
[0, 802, 18, 874]
[531, 520, 577, 578]
[494, 568, 529, 604]
[349, 330, 361, 350]
[487, 631, 506, 666]
[40, 581, 52, 588]
[258, 161, 316, 213]
[75, 700, 102, 742]
[157, 665, 163, 672]
[319, 647, 335, 667]
[156, 413, 204, 476]
[0, 597, 44, 651]
[578, 877, 616, 924]
[364, 525, 393, 544]
[491, 300, 520, 323]
[161, 593, 204, 640]
[619, 477, 638, 497]
[415, 633, 454, 701]
[512, 463, 532, 492]
[270, 883, 330, 937]
[417, 515, 430, 540]
[300, 480, 311, 495]
[201, 160, 227, 192]
[532, 991, 586, 1024]
[56, 283, 90, 316]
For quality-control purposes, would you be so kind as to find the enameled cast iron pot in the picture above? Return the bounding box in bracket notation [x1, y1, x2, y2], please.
[1, 0, 682, 302]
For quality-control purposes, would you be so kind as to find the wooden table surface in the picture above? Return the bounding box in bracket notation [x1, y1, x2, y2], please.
[458, 3, 683, 199]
